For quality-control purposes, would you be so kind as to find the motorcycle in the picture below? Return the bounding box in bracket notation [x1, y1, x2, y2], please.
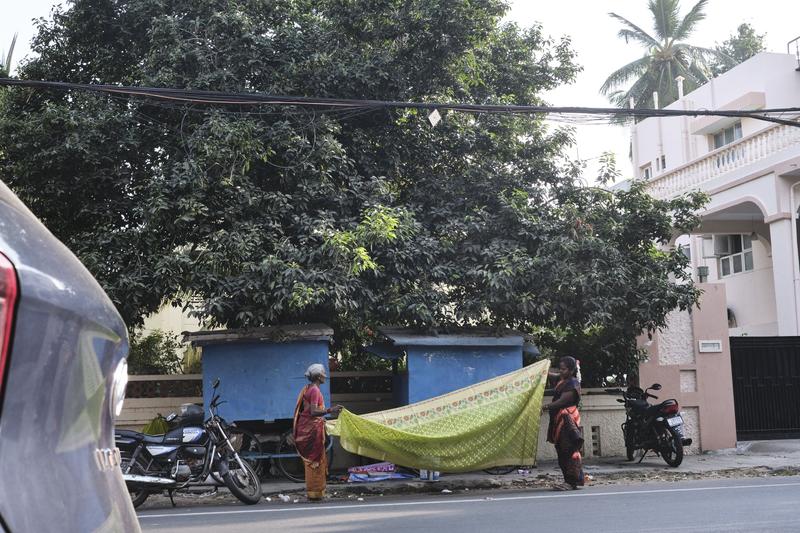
[115, 378, 262, 508]
[607, 383, 693, 467]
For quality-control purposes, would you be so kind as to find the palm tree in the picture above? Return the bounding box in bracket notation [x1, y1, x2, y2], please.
[0, 33, 18, 77]
[601, 0, 720, 111]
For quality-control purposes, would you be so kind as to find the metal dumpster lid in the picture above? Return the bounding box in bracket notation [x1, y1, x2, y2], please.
[183, 323, 334, 345]
[377, 327, 525, 347]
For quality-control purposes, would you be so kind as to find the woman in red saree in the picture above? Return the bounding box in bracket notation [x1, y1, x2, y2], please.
[545, 356, 585, 491]
[293, 364, 341, 501]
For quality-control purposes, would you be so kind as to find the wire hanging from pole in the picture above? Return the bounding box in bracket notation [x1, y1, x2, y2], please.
[1, 77, 799, 128]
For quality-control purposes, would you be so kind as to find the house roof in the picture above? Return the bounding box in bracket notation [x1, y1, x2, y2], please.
[377, 327, 525, 347]
[183, 323, 333, 346]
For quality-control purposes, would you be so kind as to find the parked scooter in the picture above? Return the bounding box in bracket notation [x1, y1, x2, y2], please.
[606, 383, 693, 467]
[115, 378, 261, 508]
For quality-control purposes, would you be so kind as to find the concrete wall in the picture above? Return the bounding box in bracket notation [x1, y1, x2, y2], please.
[141, 303, 203, 339]
[535, 391, 627, 461]
[119, 374, 629, 469]
[118, 397, 203, 431]
[639, 283, 737, 452]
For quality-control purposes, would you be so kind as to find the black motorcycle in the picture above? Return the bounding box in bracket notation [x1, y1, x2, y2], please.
[607, 383, 693, 467]
[115, 378, 261, 508]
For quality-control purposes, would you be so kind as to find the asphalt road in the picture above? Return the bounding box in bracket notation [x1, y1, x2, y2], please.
[138, 476, 800, 532]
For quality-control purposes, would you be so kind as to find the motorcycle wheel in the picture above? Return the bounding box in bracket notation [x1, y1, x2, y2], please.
[222, 459, 262, 505]
[660, 428, 684, 467]
[120, 452, 151, 509]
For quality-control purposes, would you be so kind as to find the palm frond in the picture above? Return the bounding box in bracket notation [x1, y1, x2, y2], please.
[600, 55, 652, 95]
[610, 68, 658, 109]
[673, 0, 708, 41]
[648, 0, 681, 42]
[608, 13, 660, 48]
[617, 29, 662, 51]
[1, 33, 17, 73]
[687, 61, 712, 87]
[673, 43, 720, 80]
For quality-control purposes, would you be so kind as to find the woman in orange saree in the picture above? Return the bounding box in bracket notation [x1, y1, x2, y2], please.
[545, 356, 585, 491]
[293, 364, 341, 501]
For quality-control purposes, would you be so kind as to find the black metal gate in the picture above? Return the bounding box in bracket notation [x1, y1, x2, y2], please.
[730, 336, 800, 440]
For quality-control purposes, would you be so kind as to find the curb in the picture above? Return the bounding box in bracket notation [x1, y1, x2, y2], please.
[141, 464, 800, 508]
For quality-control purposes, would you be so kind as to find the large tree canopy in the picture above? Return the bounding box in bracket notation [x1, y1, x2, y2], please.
[0, 0, 704, 384]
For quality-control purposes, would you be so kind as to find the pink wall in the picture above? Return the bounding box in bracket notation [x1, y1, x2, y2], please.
[639, 283, 737, 450]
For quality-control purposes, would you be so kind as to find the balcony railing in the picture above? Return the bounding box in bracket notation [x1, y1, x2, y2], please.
[645, 123, 800, 200]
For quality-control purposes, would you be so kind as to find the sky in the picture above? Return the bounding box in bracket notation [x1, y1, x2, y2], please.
[2, 0, 800, 180]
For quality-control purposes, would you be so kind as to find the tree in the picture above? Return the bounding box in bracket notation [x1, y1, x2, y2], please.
[0, 33, 17, 77]
[601, 0, 720, 111]
[0, 0, 704, 385]
[709, 23, 767, 77]
[127, 330, 182, 375]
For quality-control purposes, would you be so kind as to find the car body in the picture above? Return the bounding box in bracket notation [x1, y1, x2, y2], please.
[0, 180, 140, 532]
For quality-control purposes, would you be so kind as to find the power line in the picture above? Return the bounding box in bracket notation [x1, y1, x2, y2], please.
[1, 77, 799, 128]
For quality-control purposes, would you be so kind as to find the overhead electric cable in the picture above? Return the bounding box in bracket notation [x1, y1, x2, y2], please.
[1, 78, 799, 128]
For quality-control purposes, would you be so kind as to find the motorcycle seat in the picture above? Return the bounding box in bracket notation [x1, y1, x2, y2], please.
[115, 428, 165, 444]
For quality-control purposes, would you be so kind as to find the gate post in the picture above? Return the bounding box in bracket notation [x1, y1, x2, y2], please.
[639, 283, 737, 451]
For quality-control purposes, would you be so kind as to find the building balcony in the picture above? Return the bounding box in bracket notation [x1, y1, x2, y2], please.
[645, 122, 800, 201]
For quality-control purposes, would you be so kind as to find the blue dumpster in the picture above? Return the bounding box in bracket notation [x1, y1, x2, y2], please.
[184, 324, 333, 423]
[367, 328, 525, 405]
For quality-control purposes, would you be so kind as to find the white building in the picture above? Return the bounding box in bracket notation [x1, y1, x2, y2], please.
[636, 52, 800, 337]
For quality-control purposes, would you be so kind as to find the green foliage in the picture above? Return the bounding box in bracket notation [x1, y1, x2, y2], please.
[709, 23, 767, 77]
[182, 345, 203, 374]
[0, 0, 704, 384]
[128, 330, 182, 375]
[601, 0, 722, 111]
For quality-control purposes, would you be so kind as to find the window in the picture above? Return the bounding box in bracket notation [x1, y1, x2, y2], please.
[660, 155, 666, 170]
[718, 234, 753, 278]
[641, 164, 652, 180]
[713, 122, 743, 150]
[712, 122, 744, 168]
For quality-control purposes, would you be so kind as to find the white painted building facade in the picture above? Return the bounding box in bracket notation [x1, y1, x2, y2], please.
[636, 52, 800, 337]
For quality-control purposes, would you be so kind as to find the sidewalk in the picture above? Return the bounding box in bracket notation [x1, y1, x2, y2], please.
[137, 440, 800, 509]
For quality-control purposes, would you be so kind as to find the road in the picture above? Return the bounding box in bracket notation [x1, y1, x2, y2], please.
[138, 476, 800, 532]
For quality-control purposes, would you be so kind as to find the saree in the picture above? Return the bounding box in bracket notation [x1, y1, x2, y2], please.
[293, 384, 328, 500]
[547, 378, 585, 487]
[327, 359, 549, 472]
